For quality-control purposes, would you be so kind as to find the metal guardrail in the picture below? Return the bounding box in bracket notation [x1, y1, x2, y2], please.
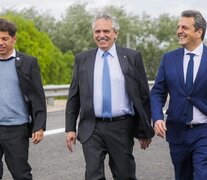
[44, 81, 155, 106]
[44, 84, 70, 105]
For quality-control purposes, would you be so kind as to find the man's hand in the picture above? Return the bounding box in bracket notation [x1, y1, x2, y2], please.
[32, 129, 44, 144]
[66, 131, 76, 152]
[138, 138, 152, 150]
[154, 120, 167, 138]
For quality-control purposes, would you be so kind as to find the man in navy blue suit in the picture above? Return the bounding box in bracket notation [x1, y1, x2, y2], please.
[151, 10, 207, 180]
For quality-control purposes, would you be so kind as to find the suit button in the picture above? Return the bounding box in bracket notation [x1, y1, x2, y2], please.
[187, 96, 191, 100]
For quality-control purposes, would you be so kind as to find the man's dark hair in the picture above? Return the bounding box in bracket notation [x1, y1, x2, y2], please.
[181, 10, 206, 40]
[0, 18, 17, 37]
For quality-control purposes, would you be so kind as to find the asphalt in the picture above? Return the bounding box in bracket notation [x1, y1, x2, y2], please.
[47, 99, 67, 112]
[1, 100, 175, 180]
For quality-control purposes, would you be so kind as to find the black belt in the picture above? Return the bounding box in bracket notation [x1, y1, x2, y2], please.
[186, 124, 203, 128]
[96, 115, 133, 122]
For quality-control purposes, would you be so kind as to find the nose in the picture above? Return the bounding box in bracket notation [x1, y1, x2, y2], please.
[177, 28, 183, 36]
[99, 31, 105, 37]
[0, 38, 4, 45]
[177, 26, 184, 33]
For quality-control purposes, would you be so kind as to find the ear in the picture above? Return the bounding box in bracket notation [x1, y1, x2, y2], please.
[12, 35, 17, 43]
[196, 28, 203, 39]
[114, 31, 119, 41]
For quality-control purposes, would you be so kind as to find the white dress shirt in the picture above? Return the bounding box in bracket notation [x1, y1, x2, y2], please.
[93, 43, 134, 117]
[183, 43, 207, 124]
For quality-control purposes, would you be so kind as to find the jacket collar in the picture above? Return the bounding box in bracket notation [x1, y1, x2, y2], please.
[175, 44, 207, 94]
[15, 51, 23, 68]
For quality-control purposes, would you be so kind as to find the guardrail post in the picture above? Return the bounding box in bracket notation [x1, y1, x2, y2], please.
[47, 97, 55, 106]
[44, 84, 70, 106]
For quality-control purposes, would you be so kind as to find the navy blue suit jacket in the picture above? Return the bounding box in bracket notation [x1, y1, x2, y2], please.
[151, 44, 207, 144]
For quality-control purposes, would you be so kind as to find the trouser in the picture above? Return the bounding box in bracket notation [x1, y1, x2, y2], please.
[169, 124, 207, 180]
[82, 116, 137, 180]
[0, 124, 32, 180]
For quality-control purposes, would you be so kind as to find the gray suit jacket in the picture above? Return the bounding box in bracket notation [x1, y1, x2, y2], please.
[65, 45, 154, 143]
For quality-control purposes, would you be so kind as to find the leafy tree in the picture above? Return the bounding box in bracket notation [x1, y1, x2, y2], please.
[0, 11, 73, 84]
[134, 14, 179, 79]
[50, 4, 93, 54]
[20, 7, 57, 35]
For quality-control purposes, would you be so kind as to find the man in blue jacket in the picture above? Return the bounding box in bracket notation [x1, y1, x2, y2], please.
[151, 10, 207, 180]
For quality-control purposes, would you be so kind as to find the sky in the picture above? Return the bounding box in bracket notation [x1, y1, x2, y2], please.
[0, 0, 207, 20]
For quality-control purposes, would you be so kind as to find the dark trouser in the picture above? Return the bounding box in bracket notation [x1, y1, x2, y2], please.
[0, 124, 32, 180]
[169, 124, 207, 180]
[82, 117, 137, 180]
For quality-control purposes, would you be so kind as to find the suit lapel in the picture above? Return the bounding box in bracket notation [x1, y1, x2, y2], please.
[193, 45, 207, 88]
[116, 46, 128, 75]
[15, 51, 23, 68]
[86, 49, 97, 96]
[175, 48, 187, 91]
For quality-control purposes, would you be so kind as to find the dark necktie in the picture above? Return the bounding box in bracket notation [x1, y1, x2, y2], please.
[186, 53, 195, 92]
[102, 51, 111, 118]
[186, 53, 195, 123]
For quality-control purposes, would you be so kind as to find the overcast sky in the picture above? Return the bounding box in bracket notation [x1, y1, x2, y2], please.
[0, 0, 207, 20]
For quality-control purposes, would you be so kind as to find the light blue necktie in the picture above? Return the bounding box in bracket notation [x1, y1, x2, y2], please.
[186, 53, 195, 123]
[102, 51, 112, 118]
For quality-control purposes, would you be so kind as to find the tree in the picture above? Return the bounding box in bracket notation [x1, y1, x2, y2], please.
[20, 7, 57, 35]
[134, 14, 178, 79]
[0, 10, 73, 84]
[50, 3, 93, 54]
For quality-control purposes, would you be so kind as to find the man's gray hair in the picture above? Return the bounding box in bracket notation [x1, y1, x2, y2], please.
[181, 10, 206, 40]
[92, 12, 120, 32]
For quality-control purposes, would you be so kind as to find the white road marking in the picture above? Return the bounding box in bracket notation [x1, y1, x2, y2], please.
[44, 128, 65, 136]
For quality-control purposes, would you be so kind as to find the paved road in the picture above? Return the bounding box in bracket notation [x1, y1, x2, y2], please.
[2, 110, 174, 180]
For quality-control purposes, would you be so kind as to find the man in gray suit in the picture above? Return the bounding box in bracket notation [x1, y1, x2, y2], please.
[65, 12, 154, 180]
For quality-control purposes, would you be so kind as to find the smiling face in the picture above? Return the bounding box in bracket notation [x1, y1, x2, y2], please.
[93, 18, 118, 51]
[177, 17, 203, 51]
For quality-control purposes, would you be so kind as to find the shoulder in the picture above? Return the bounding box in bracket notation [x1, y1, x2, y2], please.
[116, 45, 143, 63]
[16, 51, 38, 66]
[17, 51, 36, 59]
[76, 48, 97, 58]
[163, 47, 183, 58]
[15, 52, 40, 72]
[116, 45, 140, 55]
[203, 44, 207, 51]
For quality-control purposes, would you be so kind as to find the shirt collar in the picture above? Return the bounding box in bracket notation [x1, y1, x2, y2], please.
[97, 43, 116, 58]
[0, 49, 16, 61]
[8, 49, 16, 59]
[184, 43, 203, 56]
